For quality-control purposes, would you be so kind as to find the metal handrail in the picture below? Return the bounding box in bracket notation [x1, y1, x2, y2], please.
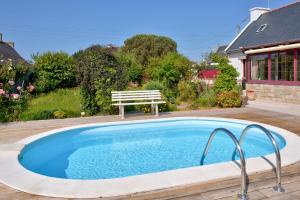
[233, 124, 284, 192]
[200, 128, 248, 200]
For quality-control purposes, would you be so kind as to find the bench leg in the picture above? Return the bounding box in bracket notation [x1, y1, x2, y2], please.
[155, 104, 159, 117]
[119, 105, 121, 117]
[121, 105, 125, 119]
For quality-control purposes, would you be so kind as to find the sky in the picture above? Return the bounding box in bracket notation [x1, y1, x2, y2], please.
[0, 0, 297, 62]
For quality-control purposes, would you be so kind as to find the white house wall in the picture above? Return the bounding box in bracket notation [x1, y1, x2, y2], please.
[228, 52, 245, 80]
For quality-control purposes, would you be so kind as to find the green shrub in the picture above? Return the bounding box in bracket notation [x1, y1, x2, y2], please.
[75, 45, 128, 115]
[197, 89, 217, 107]
[212, 54, 239, 94]
[53, 110, 66, 119]
[0, 61, 31, 122]
[0, 93, 28, 122]
[216, 90, 242, 108]
[143, 81, 175, 103]
[146, 53, 192, 91]
[20, 110, 55, 121]
[138, 103, 171, 113]
[143, 80, 164, 91]
[117, 53, 143, 85]
[34, 52, 76, 93]
[177, 81, 197, 103]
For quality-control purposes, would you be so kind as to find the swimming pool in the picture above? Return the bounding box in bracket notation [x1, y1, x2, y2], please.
[19, 118, 286, 180]
[1, 117, 300, 198]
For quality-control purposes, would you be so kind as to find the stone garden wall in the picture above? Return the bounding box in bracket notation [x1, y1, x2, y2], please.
[246, 84, 300, 104]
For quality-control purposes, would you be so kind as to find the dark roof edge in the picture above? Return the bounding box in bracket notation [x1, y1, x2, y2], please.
[268, 1, 300, 13]
[240, 39, 300, 51]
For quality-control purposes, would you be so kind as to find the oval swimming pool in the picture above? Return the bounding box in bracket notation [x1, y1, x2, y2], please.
[19, 118, 286, 180]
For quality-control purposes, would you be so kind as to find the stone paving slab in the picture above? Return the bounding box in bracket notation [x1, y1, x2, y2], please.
[247, 100, 300, 117]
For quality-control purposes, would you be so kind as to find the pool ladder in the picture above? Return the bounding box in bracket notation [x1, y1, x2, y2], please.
[200, 124, 284, 200]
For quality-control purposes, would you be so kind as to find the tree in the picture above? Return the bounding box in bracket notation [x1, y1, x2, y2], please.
[147, 52, 192, 90]
[34, 52, 76, 92]
[75, 45, 128, 115]
[121, 34, 177, 66]
[116, 53, 143, 85]
[212, 53, 239, 93]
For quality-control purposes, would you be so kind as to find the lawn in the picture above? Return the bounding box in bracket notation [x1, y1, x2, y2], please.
[20, 88, 81, 121]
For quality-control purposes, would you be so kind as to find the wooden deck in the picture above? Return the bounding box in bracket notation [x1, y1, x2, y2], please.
[1, 107, 300, 200]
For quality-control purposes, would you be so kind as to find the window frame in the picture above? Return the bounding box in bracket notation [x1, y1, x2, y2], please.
[245, 48, 300, 86]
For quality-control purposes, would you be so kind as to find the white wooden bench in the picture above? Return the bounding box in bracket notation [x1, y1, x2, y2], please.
[111, 90, 166, 119]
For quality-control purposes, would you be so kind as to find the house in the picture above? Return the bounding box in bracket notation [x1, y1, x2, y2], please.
[198, 69, 219, 86]
[0, 33, 32, 90]
[225, 2, 300, 104]
[215, 45, 228, 57]
[0, 33, 28, 65]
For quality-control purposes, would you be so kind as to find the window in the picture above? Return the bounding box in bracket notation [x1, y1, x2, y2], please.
[271, 52, 294, 81]
[256, 24, 267, 33]
[250, 54, 268, 80]
[298, 50, 300, 81]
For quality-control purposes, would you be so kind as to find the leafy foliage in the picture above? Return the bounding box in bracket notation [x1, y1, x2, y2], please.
[122, 34, 177, 66]
[0, 93, 28, 122]
[147, 52, 192, 91]
[177, 81, 197, 103]
[212, 53, 239, 93]
[197, 88, 217, 107]
[34, 52, 76, 93]
[216, 90, 242, 108]
[0, 60, 32, 122]
[75, 45, 128, 115]
[117, 53, 143, 84]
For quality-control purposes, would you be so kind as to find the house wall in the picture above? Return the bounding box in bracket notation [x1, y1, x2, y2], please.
[246, 84, 300, 104]
[228, 52, 245, 80]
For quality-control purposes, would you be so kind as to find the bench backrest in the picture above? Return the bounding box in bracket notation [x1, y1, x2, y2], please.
[112, 90, 162, 102]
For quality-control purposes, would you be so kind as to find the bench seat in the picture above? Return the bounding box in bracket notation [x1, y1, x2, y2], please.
[111, 90, 165, 119]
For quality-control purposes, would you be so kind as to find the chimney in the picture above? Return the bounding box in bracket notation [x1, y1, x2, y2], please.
[250, 7, 271, 22]
[7, 42, 15, 48]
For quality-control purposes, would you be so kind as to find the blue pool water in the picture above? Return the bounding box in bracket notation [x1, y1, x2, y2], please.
[19, 119, 286, 180]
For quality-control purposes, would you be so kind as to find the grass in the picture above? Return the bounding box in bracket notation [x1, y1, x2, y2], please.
[20, 88, 81, 121]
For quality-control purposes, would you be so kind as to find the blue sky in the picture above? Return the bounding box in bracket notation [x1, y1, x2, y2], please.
[0, 0, 297, 62]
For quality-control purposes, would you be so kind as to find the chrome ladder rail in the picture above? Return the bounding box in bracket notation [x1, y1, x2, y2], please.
[200, 128, 248, 200]
[233, 124, 284, 193]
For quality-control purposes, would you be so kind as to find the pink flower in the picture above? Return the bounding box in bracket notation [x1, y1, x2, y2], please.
[4, 94, 9, 98]
[8, 80, 15, 86]
[27, 84, 35, 93]
[11, 93, 20, 99]
[17, 86, 22, 91]
[0, 89, 5, 95]
[0, 82, 3, 87]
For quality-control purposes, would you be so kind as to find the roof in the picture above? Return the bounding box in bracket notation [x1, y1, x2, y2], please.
[198, 69, 219, 79]
[0, 41, 28, 65]
[226, 1, 300, 53]
[216, 45, 228, 56]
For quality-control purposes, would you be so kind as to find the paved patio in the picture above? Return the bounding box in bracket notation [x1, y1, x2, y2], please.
[0, 107, 300, 200]
[247, 100, 300, 117]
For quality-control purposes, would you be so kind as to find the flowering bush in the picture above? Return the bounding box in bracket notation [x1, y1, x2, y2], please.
[216, 90, 242, 108]
[0, 61, 33, 122]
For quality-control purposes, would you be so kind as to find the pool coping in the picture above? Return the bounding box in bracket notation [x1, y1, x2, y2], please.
[1, 117, 300, 198]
